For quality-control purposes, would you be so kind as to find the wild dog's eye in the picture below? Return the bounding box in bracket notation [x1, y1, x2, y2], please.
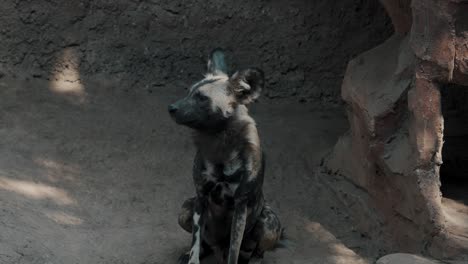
[196, 93, 208, 102]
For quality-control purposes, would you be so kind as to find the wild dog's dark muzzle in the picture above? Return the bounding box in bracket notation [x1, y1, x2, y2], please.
[168, 99, 186, 120]
[168, 104, 178, 114]
[168, 98, 198, 126]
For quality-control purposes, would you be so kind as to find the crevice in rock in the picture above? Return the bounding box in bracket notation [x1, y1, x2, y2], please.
[440, 83, 468, 202]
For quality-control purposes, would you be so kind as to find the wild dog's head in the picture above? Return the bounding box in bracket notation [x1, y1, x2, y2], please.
[168, 49, 264, 131]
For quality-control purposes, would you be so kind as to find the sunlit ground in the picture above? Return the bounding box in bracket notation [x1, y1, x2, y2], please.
[442, 197, 468, 239]
[0, 175, 75, 205]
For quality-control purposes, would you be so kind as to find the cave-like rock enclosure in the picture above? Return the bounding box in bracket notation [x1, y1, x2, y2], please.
[326, 0, 468, 259]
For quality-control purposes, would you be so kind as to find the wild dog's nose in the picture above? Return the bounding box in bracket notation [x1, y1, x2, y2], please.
[168, 104, 178, 114]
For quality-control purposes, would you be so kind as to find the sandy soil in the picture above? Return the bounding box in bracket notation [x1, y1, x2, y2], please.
[0, 78, 381, 264]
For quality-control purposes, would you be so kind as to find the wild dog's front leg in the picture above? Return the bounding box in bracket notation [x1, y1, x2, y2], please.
[228, 143, 263, 264]
[187, 199, 204, 264]
[181, 152, 208, 264]
[228, 201, 248, 264]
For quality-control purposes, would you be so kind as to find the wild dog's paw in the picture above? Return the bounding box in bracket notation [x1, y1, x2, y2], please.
[177, 253, 190, 264]
[249, 258, 263, 264]
[179, 253, 199, 264]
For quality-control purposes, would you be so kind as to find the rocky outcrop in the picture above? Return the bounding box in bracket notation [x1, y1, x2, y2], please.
[325, 0, 468, 260]
[379, 0, 412, 35]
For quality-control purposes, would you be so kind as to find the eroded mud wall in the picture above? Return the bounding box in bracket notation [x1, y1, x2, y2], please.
[0, 0, 391, 100]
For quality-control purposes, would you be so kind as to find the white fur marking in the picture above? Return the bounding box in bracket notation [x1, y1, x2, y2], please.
[189, 74, 228, 93]
[239, 79, 251, 90]
[224, 156, 242, 176]
[245, 125, 260, 146]
[204, 161, 214, 173]
[196, 76, 233, 117]
[228, 182, 240, 193]
[246, 159, 255, 181]
[199, 86, 232, 115]
[189, 212, 201, 264]
[234, 105, 256, 124]
[203, 161, 216, 181]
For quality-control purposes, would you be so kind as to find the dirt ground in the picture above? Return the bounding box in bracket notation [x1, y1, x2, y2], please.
[0, 77, 382, 264]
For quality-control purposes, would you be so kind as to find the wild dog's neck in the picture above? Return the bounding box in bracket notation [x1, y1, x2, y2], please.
[192, 105, 259, 159]
[194, 105, 254, 135]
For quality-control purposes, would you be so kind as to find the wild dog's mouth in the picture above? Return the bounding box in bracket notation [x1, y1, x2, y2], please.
[178, 119, 197, 126]
[171, 115, 198, 127]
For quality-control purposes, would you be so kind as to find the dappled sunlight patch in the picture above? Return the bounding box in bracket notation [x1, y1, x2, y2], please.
[272, 212, 370, 264]
[34, 157, 79, 183]
[329, 243, 369, 264]
[44, 211, 83, 226]
[0, 176, 76, 205]
[305, 221, 368, 263]
[304, 220, 339, 243]
[442, 198, 468, 236]
[49, 47, 87, 104]
[259, 212, 371, 263]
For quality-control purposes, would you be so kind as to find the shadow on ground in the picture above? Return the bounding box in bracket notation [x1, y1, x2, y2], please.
[0, 75, 380, 263]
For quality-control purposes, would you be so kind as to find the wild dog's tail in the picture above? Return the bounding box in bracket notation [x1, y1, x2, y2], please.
[274, 228, 296, 250]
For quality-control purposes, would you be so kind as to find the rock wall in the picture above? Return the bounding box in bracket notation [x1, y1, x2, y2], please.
[325, 0, 468, 260]
[0, 0, 392, 100]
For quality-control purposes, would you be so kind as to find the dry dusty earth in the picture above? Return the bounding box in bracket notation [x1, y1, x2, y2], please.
[0, 77, 382, 264]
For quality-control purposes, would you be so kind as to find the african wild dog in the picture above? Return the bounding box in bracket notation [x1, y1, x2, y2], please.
[168, 49, 283, 264]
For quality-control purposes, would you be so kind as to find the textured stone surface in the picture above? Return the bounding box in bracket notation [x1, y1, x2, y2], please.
[411, 0, 468, 85]
[379, 0, 412, 35]
[326, 0, 468, 260]
[452, 1, 468, 84]
[328, 34, 415, 188]
[0, 0, 392, 101]
[411, 0, 456, 82]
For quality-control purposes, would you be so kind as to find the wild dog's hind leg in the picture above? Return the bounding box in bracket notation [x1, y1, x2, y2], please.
[238, 236, 257, 264]
[236, 205, 282, 264]
[178, 197, 196, 233]
[253, 205, 282, 259]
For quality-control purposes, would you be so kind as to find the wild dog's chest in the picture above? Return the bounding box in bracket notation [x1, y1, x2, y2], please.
[198, 153, 244, 210]
[202, 154, 243, 187]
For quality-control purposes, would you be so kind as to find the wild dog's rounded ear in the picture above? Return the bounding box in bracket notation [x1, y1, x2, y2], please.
[229, 68, 264, 105]
[207, 48, 228, 75]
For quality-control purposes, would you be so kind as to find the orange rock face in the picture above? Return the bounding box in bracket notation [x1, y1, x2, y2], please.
[326, 0, 468, 259]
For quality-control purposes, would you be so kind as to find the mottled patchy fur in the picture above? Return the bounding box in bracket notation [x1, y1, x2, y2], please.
[169, 49, 282, 264]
